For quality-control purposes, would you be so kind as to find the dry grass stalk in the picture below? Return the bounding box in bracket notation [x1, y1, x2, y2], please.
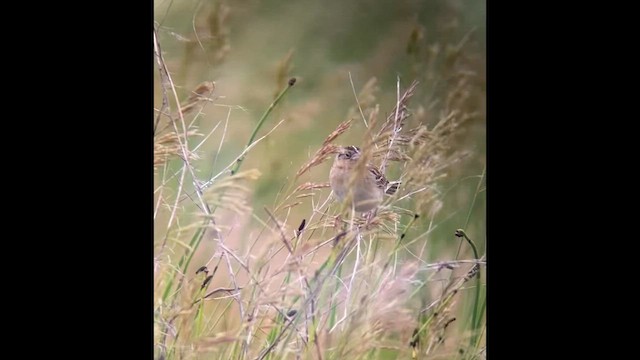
[376, 80, 419, 138]
[154, 129, 201, 168]
[195, 333, 240, 352]
[347, 76, 380, 125]
[296, 119, 352, 178]
[179, 81, 215, 115]
[294, 182, 331, 192]
[333, 262, 420, 358]
[202, 169, 261, 214]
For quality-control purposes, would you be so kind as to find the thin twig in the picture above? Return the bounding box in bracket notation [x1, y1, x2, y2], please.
[212, 106, 232, 174]
[154, 28, 213, 229]
[264, 207, 294, 254]
[348, 72, 368, 129]
[379, 78, 419, 174]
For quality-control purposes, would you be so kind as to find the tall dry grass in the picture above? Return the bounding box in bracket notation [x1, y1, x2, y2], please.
[154, 1, 485, 359]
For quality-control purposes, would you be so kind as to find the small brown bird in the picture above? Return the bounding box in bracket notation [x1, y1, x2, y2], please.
[329, 146, 399, 212]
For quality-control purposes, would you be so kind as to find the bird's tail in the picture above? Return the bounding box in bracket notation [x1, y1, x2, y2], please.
[386, 181, 401, 195]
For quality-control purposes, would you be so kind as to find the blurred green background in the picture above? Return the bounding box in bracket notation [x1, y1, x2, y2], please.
[154, 0, 485, 248]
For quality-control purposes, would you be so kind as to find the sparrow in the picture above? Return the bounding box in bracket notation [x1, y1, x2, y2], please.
[329, 146, 399, 213]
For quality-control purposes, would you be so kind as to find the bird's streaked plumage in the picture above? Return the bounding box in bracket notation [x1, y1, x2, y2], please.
[330, 146, 399, 212]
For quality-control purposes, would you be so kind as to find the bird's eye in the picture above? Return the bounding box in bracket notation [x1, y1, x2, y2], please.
[344, 153, 351, 159]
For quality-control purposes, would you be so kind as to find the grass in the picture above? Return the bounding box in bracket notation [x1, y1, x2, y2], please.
[154, 1, 485, 359]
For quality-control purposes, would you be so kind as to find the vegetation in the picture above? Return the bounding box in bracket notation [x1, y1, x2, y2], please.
[154, 1, 485, 359]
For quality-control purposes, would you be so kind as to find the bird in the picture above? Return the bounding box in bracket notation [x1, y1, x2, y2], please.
[329, 145, 399, 213]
